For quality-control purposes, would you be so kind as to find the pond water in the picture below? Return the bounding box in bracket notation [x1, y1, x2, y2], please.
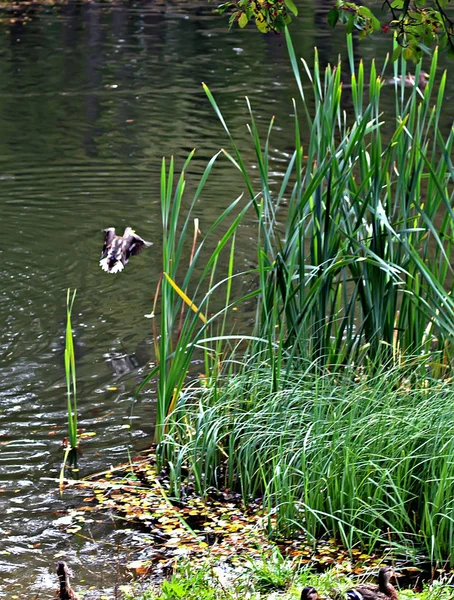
[0, 1, 453, 597]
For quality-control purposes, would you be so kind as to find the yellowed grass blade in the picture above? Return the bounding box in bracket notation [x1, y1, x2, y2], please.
[163, 272, 208, 324]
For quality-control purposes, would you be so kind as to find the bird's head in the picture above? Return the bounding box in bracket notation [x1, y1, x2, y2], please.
[378, 565, 394, 584]
[301, 587, 319, 600]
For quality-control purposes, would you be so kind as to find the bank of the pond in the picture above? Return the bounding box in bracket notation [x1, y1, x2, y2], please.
[154, 363, 454, 565]
[64, 447, 384, 577]
[61, 451, 454, 600]
[61, 403, 454, 599]
[121, 557, 454, 600]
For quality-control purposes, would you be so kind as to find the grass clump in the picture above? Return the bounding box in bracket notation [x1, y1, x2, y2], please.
[161, 364, 454, 562]
[246, 547, 297, 592]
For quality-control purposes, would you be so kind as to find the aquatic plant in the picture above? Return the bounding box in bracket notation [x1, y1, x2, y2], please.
[148, 30, 454, 562]
[137, 152, 255, 443]
[202, 32, 454, 379]
[64, 288, 78, 450]
[161, 361, 454, 563]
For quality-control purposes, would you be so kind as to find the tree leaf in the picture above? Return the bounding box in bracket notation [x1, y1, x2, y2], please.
[403, 46, 415, 61]
[238, 12, 248, 28]
[346, 14, 355, 35]
[327, 7, 339, 28]
[392, 45, 402, 62]
[255, 12, 269, 32]
[284, 0, 298, 17]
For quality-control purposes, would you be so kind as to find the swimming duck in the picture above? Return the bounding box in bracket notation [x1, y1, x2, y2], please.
[56, 561, 79, 600]
[346, 565, 398, 600]
[388, 71, 429, 89]
[301, 587, 321, 600]
[100, 227, 152, 274]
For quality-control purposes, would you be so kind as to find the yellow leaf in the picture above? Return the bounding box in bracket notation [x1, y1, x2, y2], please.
[66, 525, 82, 534]
[255, 12, 269, 33]
[238, 12, 248, 28]
[163, 272, 207, 323]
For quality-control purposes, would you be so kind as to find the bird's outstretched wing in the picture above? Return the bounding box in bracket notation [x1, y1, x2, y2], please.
[126, 231, 153, 257]
[101, 228, 116, 257]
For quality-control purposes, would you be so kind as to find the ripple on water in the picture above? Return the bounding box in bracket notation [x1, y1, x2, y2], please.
[0, 0, 452, 596]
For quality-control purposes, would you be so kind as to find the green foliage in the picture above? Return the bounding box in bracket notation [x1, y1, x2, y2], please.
[247, 547, 296, 591]
[214, 0, 454, 60]
[150, 30, 454, 562]
[202, 31, 454, 373]
[122, 561, 236, 600]
[122, 559, 454, 600]
[216, 0, 295, 33]
[136, 152, 253, 443]
[162, 363, 454, 563]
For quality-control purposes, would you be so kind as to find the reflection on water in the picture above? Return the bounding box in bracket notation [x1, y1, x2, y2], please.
[0, 1, 452, 596]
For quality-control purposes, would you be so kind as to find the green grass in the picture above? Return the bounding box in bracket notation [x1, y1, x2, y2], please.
[160, 364, 454, 562]
[120, 556, 454, 600]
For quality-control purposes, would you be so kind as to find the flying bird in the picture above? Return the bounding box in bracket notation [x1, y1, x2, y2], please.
[100, 227, 152, 274]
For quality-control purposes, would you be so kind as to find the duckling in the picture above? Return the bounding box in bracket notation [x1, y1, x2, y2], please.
[301, 587, 321, 600]
[56, 561, 79, 600]
[346, 565, 398, 600]
[100, 227, 152, 273]
[388, 71, 429, 89]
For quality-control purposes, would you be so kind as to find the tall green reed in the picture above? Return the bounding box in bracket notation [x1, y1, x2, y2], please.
[153, 29, 454, 562]
[202, 30, 454, 376]
[137, 151, 257, 444]
[65, 288, 78, 450]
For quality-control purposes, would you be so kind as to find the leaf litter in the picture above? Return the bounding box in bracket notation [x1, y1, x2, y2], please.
[58, 446, 389, 582]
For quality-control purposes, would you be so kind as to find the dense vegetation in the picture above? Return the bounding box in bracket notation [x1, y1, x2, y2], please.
[137, 29, 454, 564]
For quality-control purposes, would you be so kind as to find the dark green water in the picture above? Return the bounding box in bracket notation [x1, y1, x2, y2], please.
[0, 1, 452, 596]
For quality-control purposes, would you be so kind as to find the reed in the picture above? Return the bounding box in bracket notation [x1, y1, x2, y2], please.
[202, 32, 454, 375]
[143, 29, 454, 561]
[64, 288, 78, 450]
[137, 152, 256, 444]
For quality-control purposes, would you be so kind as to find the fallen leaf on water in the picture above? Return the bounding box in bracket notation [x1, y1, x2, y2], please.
[79, 431, 97, 439]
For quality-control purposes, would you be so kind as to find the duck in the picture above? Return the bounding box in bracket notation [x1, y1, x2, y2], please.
[56, 561, 79, 600]
[100, 227, 152, 274]
[388, 71, 429, 89]
[346, 565, 398, 600]
[301, 587, 321, 600]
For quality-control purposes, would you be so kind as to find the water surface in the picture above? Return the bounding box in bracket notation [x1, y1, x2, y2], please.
[0, 1, 452, 597]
